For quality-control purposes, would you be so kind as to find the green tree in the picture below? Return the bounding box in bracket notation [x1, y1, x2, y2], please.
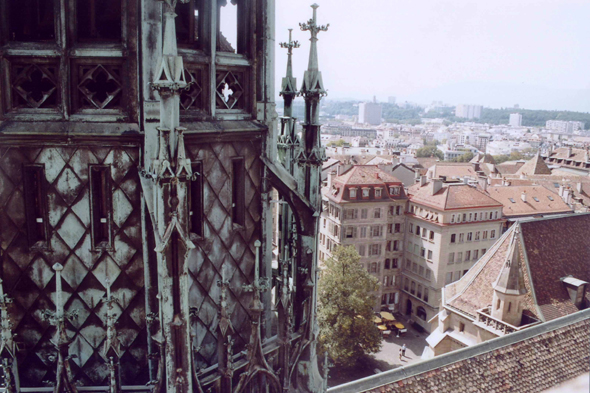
[451, 151, 474, 162]
[416, 146, 444, 160]
[318, 246, 382, 367]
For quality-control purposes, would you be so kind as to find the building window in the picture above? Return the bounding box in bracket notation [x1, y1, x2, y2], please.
[417, 306, 427, 320]
[422, 228, 427, 238]
[77, 0, 122, 42]
[494, 211, 498, 219]
[451, 214, 455, 223]
[409, 223, 414, 233]
[23, 165, 49, 246]
[369, 244, 381, 256]
[360, 227, 367, 238]
[508, 302, 512, 313]
[345, 227, 354, 238]
[395, 223, 401, 233]
[361, 208, 367, 218]
[483, 231, 488, 240]
[374, 208, 381, 218]
[426, 269, 431, 280]
[429, 231, 434, 241]
[392, 258, 398, 268]
[465, 251, 471, 261]
[475, 231, 480, 241]
[420, 248, 425, 258]
[405, 258, 411, 269]
[419, 265, 424, 276]
[462, 213, 466, 221]
[375, 188, 382, 198]
[424, 288, 429, 302]
[459, 322, 465, 332]
[491, 230, 496, 239]
[358, 245, 366, 256]
[469, 213, 472, 221]
[416, 225, 421, 235]
[349, 188, 357, 198]
[176, 0, 202, 46]
[412, 263, 418, 273]
[7, 0, 56, 42]
[459, 233, 464, 243]
[189, 162, 203, 237]
[427, 250, 433, 260]
[410, 281, 416, 295]
[396, 205, 401, 215]
[385, 259, 391, 269]
[451, 234, 456, 243]
[417, 285, 422, 298]
[371, 225, 381, 237]
[445, 272, 453, 285]
[482, 248, 486, 255]
[467, 232, 473, 241]
[362, 188, 370, 198]
[473, 250, 479, 260]
[232, 158, 245, 226]
[404, 278, 409, 291]
[90, 166, 111, 248]
[448, 252, 455, 264]
[496, 299, 501, 310]
[457, 252, 463, 263]
[370, 262, 378, 273]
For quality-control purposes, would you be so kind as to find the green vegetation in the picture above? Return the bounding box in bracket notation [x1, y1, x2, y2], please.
[328, 139, 346, 147]
[493, 149, 537, 164]
[416, 146, 444, 160]
[450, 151, 474, 162]
[318, 246, 382, 367]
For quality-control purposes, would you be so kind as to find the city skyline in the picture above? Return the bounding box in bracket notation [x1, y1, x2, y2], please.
[275, 0, 590, 112]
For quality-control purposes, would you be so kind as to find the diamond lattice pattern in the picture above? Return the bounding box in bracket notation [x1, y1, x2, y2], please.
[0, 145, 147, 387]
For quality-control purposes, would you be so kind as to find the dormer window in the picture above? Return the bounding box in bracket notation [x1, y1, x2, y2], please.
[362, 188, 370, 198]
[389, 186, 400, 195]
[349, 188, 357, 198]
[375, 188, 382, 198]
[561, 276, 589, 309]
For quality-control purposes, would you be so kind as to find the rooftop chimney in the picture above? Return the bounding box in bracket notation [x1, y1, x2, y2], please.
[521, 191, 527, 203]
[431, 179, 443, 195]
[576, 182, 583, 194]
[420, 175, 427, 187]
[567, 146, 572, 157]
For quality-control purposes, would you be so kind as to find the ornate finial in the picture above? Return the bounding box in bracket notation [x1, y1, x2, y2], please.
[279, 29, 301, 55]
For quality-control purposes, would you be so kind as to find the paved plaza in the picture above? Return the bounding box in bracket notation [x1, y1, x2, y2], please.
[373, 316, 430, 369]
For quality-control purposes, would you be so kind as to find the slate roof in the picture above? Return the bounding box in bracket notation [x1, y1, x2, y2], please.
[446, 213, 590, 322]
[407, 182, 503, 211]
[486, 185, 572, 217]
[514, 153, 552, 176]
[351, 316, 590, 393]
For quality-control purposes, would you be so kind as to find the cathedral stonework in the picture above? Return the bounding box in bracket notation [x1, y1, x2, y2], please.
[0, 1, 327, 392]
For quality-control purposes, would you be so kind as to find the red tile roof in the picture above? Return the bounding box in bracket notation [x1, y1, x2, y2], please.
[325, 165, 406, 203]
[408, 182, 502, 211]
[514, 153, 552, 176]
[427, 163, 478, 180]
[486, 185, 572, 217]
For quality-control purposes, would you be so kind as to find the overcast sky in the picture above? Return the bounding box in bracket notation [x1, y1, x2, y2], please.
[272, 0, 590, 111]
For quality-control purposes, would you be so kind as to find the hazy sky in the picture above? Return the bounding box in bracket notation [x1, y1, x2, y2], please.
[273, 0, 590, 111]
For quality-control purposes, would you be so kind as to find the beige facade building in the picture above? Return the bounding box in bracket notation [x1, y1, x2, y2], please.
[402, 178, 504, 332]
[320, 166, 407, 310]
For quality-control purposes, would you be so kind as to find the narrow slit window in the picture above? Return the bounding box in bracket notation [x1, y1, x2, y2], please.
[176, 0, 201, 46]
[90, 166, 111, 247]
[218, 0, 238, 53]
[77, 0, 122, 42]
[23, 165, 48, 245]
[8, 0, 55, 42]
[232, 158, 245, 226]
[189, 162, 204, 236]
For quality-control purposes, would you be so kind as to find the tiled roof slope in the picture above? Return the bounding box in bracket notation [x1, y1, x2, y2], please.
[520, 214, 590, 321]
[334, 165, 402, 186]
[447, 227, 537, 318]
[496, 161, 525, 175]
[408, 183, 502, 211]
[547, 147, 589, 162]
[348, 317, 590, 393]
[486, 185, 572, 217]
[428, 163, 478, 179]
[515, 153, 552, 176]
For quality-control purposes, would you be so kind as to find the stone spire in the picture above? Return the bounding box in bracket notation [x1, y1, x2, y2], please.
[279, 29, 300, 118]
[494, 227, 527, 296]
[299, 4, 328, 97]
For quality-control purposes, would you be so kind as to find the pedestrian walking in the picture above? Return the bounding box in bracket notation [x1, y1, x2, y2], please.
[401, 344, 406, 357]
[398, 348, 402, 361]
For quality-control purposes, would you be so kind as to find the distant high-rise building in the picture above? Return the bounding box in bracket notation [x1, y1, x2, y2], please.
[514, 104, 520, 109]
[546, 120, 585, 133]
[359, 96, 382, 125]
[455, 104, 482, 119]
[509, 113, 522, 127]
[388, 96, 397, 104]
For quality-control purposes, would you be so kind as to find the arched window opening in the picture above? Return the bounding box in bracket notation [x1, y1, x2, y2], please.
[8, 0, 55, 42]
[218, 0, 237, 53]
[176, 0, 201, 46]
[77, 0, 122, 42]
[417, 306, 427, 320]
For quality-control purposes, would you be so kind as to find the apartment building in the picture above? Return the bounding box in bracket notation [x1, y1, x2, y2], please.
[402, 178, 504, 332]
[320, 166, 407, 310]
